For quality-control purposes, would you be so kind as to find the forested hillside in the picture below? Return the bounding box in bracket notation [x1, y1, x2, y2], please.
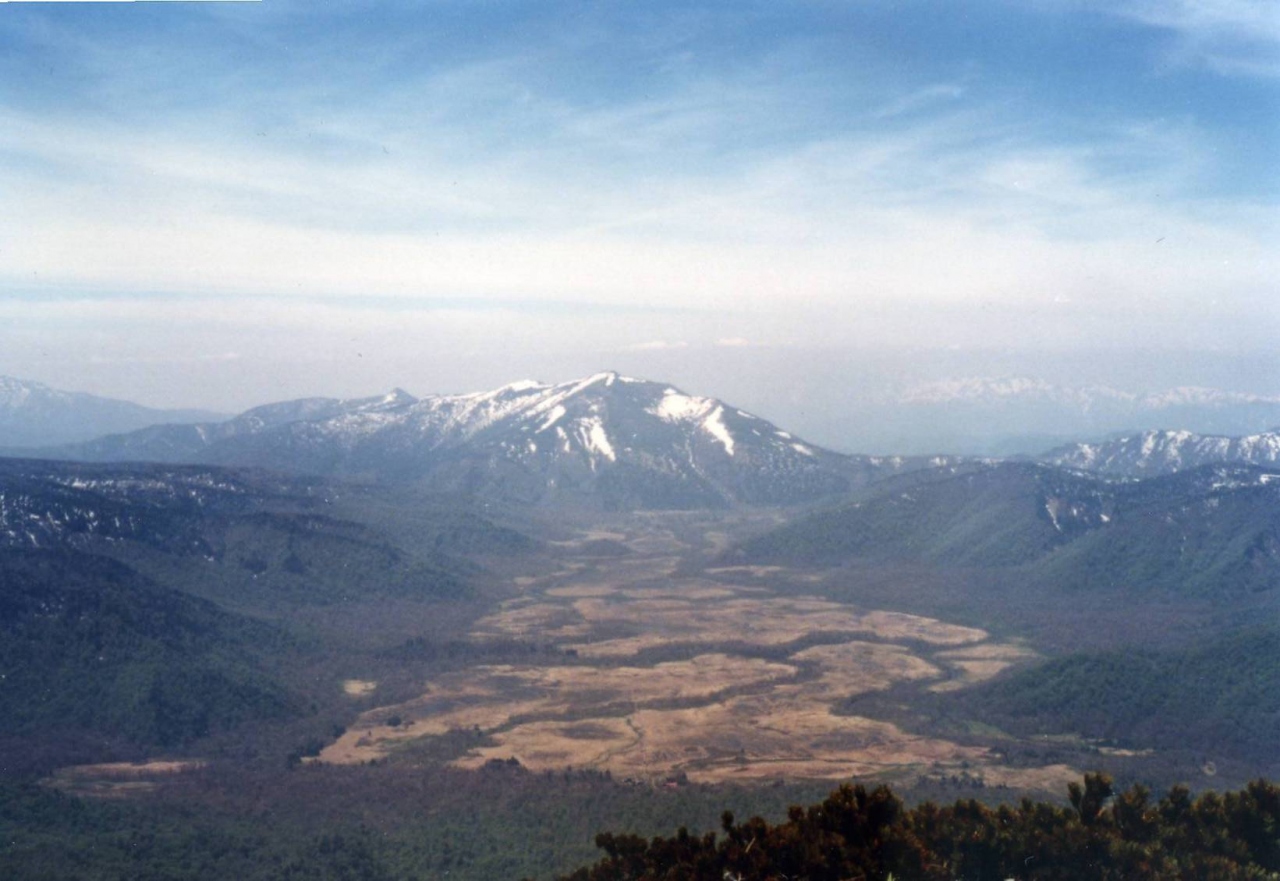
[735, 462, 1280, 598]
[962, 623, 1280, 767]
[0, 459, 534, 772]
[0, 550, 298, 754]
[556, 775, 1280, 881]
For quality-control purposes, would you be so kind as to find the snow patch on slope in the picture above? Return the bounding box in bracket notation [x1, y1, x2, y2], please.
[582, 418, 616, 461]
[703, 407, 735, 457]
[650, 390, 715, 422]
[537, 405, 566, 433]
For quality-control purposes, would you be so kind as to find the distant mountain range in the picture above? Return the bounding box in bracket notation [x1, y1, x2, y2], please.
[36, 372, 950, 509]
[900, 377, 1280, 412]
[874, 376, 1280, 455]
[9, 371, 1280, 507]
[1041, 428, 1280, 477]
[0, 376, 224, 447]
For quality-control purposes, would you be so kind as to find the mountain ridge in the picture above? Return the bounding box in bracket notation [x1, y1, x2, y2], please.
[869, 376, 1280, 455]
[733, 460, 1280, 598]
[1042, 427, 1280, 477]
[0, 376, 226, 448]
[36, 371, 950, 509]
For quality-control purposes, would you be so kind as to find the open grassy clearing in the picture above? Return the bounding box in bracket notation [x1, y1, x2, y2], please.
[314, 514, 1088, 791]
[44, 760, 208, 798]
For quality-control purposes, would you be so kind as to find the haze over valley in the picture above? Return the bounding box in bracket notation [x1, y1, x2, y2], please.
[4, 370, 1280, 876]
[2, 0, 1277, 877]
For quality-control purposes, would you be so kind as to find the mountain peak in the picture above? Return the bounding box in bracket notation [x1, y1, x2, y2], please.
[43, 373, 876, 508]
[555, 370, 644, 395]
[0, 376, 226, 447]
[378, 388, 417, 407]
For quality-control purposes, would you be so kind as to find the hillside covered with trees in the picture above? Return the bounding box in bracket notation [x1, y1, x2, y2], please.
[556, 774, 1280, 881]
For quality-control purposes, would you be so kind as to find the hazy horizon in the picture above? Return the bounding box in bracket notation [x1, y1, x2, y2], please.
[9, 345, 1280, 457]
[2, 1, 1276, 449]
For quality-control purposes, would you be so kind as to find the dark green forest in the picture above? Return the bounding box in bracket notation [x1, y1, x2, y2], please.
[0, 764, 834, 881]
[6, 769, 1280, 881]
[557, 775, 1280, 881]
[963, 623, 1280, 765]
[0, 549, 299, 752]
[736, 463, 1280, 598]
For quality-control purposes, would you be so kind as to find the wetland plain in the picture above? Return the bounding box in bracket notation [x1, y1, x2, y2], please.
[319, 513, 1069, 791]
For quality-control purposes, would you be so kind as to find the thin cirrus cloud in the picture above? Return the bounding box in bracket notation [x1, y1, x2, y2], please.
[4, 98, 1267, 325]
[1093, 0, 1280, 76]
[0, 0, 1275, 407]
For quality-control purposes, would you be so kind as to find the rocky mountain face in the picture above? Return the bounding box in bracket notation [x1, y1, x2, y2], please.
[1042, 429, 1280, 477]
[45, 372, 943, 509]
[0, 376, 224, 448]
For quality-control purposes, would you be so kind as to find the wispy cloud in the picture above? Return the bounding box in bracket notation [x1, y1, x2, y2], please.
[625, 340, 689, 351]
[0, 0, 1275, 408]
[1082, 0, 1280, 77]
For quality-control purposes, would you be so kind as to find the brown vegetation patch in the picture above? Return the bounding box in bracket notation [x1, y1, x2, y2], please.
[705, 565, 787, 577]
[321, 654, 797, 765]
[928, 641, 1040, 692]
[855, 611, 987, 645]
[315, 527, 1072, 793]
[454, 718, 638, 771]
[618, 585, 742, 601]
[937, 642, 1038, 660]
[788, 641, 943, 698]
[978, 763, 1083, 791]
[483, 653, 799, 704]
[545, 585, 618, 598]
[457, 699, 989, 785]
[472, 600, 594, 640]
[479, 581, 988, 656]
[44, 760, 207, 798]
[563, 634, 692, 658]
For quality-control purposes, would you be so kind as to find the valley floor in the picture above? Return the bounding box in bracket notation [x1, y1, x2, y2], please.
[10, 507, 1265, 880]
[314, 513, 1076, 792]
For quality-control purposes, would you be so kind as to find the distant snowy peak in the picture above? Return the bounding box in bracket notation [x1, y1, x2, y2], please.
[0, 376, 70, 407]
[900, 377, 1131, 406]
[1043, 428, 1280, 477]
[274, 371, 814, 466]
[350, 370, 859, 506]
[0, 375, 225, 448]
[1137, 387, 1280, 408]
[901, 377, 1280, 410]
[403, 371, 823, 468]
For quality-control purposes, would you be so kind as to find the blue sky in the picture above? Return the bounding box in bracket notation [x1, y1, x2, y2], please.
[0, 0, 1277, 425]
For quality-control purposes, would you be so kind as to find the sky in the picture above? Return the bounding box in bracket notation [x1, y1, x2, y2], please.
[0, 0, 1277, 444]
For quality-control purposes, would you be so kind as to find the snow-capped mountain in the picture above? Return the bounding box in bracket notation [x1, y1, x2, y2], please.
[1043, 428, 1280, 477]
[0, 376, 225, 448]
[900, 377, 1280, 412]
[45, 372, 922, 508]
[899, 377, 1137, 409]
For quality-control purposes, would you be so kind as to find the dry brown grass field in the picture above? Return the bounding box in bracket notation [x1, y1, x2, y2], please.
[316, 514, 1076, 791]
